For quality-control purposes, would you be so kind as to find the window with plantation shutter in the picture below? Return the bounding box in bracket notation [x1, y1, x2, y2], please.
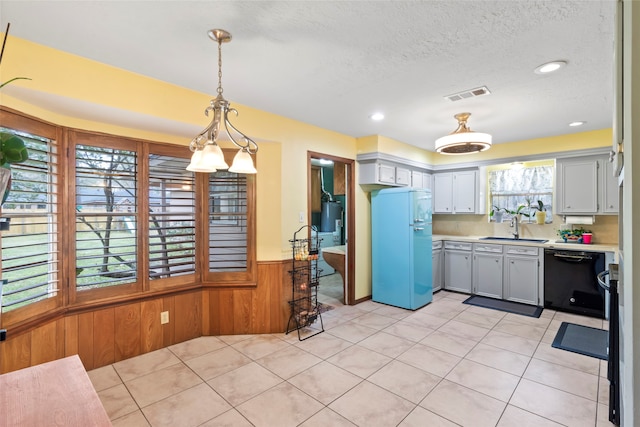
[208, 171, 248, 272]
[148, 153, 196, 280]
[75, 143, 138, 291]
[0, 127, 59, 313]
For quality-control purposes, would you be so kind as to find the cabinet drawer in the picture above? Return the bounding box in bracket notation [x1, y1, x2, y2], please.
[473, 243, 503, 253]
[444, 241, 472, 251]
[432, 240, 443, 250]
[505, 245, 539, 256]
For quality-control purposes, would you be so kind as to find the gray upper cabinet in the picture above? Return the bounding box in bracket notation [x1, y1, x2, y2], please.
[556, 155, 619, 215]
[433, 170, 476, 214]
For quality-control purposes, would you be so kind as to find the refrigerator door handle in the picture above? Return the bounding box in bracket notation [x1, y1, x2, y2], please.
[414, 218, 425, 223]
[414, 227, 424, 231]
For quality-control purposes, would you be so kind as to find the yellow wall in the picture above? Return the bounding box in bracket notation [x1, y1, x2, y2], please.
[0, 35, 615, 301]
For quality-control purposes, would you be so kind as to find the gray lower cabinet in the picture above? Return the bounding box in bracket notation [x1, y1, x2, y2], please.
[444, 241, 472, 293]
[472, 243, 503, 298]
[503, 245, 541, 305]
[432, 240, 443, 292]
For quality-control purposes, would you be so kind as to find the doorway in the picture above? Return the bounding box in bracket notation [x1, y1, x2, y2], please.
[307, 151, 355, 306]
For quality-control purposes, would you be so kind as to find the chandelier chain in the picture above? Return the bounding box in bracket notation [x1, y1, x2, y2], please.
[217, 39, 223, 95]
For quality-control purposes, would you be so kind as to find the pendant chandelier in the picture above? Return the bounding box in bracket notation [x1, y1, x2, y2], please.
[435, 112, 492, 155]
[186, 29, 257, 174]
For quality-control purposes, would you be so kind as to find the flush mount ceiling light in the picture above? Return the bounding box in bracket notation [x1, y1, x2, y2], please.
[369, 112, 385, 121]
[435, 112, 492, 155]
[534, 60, 567, 75]
[569, 121, 586, 127]
[186, 29, 257, 174]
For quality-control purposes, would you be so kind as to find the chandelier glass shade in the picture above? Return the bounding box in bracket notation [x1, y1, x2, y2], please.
[435, 112, 492, 155]
[187, 29, 258, 174]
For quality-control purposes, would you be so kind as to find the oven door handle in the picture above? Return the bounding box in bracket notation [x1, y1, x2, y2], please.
[597, 270, 610, 291]
[553, 253, 592, 262]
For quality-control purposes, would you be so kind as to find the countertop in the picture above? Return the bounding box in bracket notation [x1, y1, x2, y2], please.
[433, 234, 617, 253]
[322, 245, 346, 255]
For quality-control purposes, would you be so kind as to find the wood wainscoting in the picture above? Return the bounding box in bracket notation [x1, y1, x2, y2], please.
[0, 260, 291, 374]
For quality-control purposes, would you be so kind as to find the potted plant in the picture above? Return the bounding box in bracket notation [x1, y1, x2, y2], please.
[531, 200, 547, 224]
[490, 206, 509, 223]
[0, 132, 29, 229]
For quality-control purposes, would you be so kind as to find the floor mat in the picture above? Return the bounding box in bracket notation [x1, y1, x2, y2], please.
[552, 322, 608, 360]
[462, 295, 543, 318]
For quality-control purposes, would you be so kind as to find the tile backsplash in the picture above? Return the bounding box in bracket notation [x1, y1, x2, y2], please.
[433, 214, 618, 245]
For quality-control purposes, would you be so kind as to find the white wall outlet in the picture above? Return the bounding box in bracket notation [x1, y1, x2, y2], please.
[160, 311, 169, 324]
[299, 211, 305, 223]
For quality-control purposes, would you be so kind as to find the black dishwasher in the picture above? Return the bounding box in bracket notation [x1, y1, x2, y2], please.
[544, 249, 605, 319]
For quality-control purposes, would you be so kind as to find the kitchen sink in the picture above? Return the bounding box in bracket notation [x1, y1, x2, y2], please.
[479, 236, 548, 243]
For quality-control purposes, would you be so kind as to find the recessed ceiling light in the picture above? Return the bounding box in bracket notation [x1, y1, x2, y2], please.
[369, 112, 384, 121]
[534, 60, 567, 75]
[569, 121, 586, 127]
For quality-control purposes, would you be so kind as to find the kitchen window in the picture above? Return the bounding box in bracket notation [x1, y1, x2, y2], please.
[488, 163, 554, 222]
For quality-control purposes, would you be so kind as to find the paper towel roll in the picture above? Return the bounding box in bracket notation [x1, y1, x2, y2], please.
[564, 215, 594, 225]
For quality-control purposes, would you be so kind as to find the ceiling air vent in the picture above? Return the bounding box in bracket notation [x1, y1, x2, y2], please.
[444, 86, 491, 102]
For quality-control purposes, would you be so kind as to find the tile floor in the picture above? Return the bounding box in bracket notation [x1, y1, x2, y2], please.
[89, 276, 615, 427]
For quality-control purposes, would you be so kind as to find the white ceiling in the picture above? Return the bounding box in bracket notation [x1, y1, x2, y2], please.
[0, 1, 616, 152]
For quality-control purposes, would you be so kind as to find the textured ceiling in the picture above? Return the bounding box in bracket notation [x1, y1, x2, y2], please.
[0, 1, 616, 151]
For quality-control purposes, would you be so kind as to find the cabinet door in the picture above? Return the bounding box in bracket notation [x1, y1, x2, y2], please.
[433, 173, 453, 213]
[396, 167, 410, 186]
[473, 253, 503, 298]
[603, 159, 619, 213]
[504, 255, 538, 305]
[453, 171, 476, 213]
[422, 173, 432, 191]
[432, 249, 442, 292]
[378, 163, 396, 184]
[557, 158, 598, 213]
[444, 250, 472, 293]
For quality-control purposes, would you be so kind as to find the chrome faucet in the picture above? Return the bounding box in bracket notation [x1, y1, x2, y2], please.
[510, 216, 520, 239]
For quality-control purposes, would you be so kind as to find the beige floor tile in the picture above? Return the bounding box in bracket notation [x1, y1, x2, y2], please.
[437, 319, 490, 341]
[397, 343, 461, 378]
[453, 309, 503, 329]
[503, 312, 552, 328]
[168, 336, 227, 361]
[439, 291, 470, 302]
[111, 410, 151, 427]
[185, 346, 252, 380]
[126, 362, 203, 408]
[541, 327, 558, 344]
[354, 300, 385, 312]
[236, 381, 324, 427]
[199, 408, 254, 427]
[398, 406, 459, 427]
[533, 342, 600, 375]
[288, 361, 362, 405]
[299, 407, 356, 427]
[327, 344, 392, 378]
[420, 379, 506, 427]
[497, 405, 563, 426]
[372, 304, 413, 320]
[207, 362, 282, 406]
[510, 378, 597, 426]
[597, 403, 616, 426]
[598, 375, 610, 404]
[420, 329, 478, 357]
[98, 383, 139, 420]
[553, 312, 604, 329]
[368, 360, 441, 404]
[88, 365, 122, 392]
[481, 330, 539, 356]
[113, 348, 181, 382]
[295, 332, 353, 359]
[465, 343, 531, 376]
[523, 358, 599, 400]
[349, 311, 398, 330]
[600, 359, 608, 378]
[231, 334, 290, 360]
[142, 383, 231, 427]
[493, 318, 547, 341]
[382, 321, 435, 342]
[540, 308, 556, 319]
[326, 322, 377, 343]
[445, 359, 520, 402]
[256, 345, 322, 379]
[329, 381, 416, 426]
[217, 334, 254, 345]
[357, 331, 415, 358]
[419, 302, 464, 320]
[403, 310, 450, 329]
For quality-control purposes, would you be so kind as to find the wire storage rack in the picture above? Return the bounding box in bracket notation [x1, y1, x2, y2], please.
[286, 225, 325, 340]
